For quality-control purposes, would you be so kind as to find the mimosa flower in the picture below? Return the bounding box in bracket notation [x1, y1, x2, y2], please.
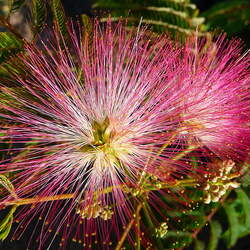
[0, 20, 249, 249]
[0, 21, 187, 249]
[176, 36, 250, 160]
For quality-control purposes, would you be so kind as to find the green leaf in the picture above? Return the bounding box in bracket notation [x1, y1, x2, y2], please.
[51, 0, 67, 37]
[0, 32, 23, 48]
[240, 167, 250, 187]
[238, 224, 250, 238]
[207, 220, 222, 250]
[0, 206, 17, 241]
[223, 203, 239, 248]
[92, 0, 205, 38]
[7, 0, 25, 13]
[236, 188, 250, 226]
[31, 0, 47, 33]
[194, 239, 205, 250]
[202, 0, 250, 36]
[0, 32, 23, 63]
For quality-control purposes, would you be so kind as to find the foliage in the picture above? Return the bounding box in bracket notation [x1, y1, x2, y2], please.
[51, 0, 67, 36]
[31, 0, 46, 33]
[0, 205, 16, 241]
[194, 187, 250, 250]
[202, 0, 250, 36]
[7, 0, 26, 14]
[92, 0, 205, 38]
[142, 185, 250, 250]
[0, 175, 17, 241]
[0, 0, 63, 77]
[0, 31, 23, 63]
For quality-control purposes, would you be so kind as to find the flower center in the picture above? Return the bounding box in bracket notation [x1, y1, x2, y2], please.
[91, 117, 112, 147]
[80, 118, 113, 153]
[80, 117, 136, 169]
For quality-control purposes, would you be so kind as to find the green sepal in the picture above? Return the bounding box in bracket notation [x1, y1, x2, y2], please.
[81, 14, 93, 35]
[0, 174, 15, 195]
[0, 206, 17, 241]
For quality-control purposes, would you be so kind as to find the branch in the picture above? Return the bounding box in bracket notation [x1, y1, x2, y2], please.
[2, 193, 74, 207]
[115, 203, 143, 250]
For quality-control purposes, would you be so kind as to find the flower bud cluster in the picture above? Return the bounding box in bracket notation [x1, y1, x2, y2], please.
[203, 160, 240, 204]
[155, 222, 168, 238]
[129, 173, 170, 197]
[76, 203, 114, 220]
[130, 187, 144, 197]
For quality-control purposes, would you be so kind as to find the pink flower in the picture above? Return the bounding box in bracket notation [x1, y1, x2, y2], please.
[0, 21, 188, 249]
[175, 35, 250, 160]
[0, 20, 249, 249]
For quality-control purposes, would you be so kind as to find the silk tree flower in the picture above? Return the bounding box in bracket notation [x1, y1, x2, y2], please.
[174, 36, 250, 160]
[0, 20, 249, 249]
[0, 22, 191, 249]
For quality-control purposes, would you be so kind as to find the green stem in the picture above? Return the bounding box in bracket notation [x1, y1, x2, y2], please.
[144, 178, 198, 192]
[2, 178, 200, 208]
[143, 203, 164, 250]
[115, 203, 143, 250]
[136, 203, 141, 250]
[3, 193, 74, 207]
[172, 145, 198, 161]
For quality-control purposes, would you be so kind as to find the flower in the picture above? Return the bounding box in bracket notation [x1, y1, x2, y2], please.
[0, 20, 249, 249]
[175, 35, 250, 160]
[0, 21, 188, 249]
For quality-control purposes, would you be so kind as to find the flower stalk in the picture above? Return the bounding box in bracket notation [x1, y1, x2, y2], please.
[2, 172, 239, 208]
[115, 203, 143, 250]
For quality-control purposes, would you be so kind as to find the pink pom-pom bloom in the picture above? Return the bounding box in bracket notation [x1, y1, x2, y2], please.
[175, 36, 250, 160]
[0, 21, 249, 249]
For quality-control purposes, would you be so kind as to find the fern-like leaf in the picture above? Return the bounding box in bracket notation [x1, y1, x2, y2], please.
[202, 0, 250, 36]
[51, 0, 67, 37]
[235, 188, 250, 226]
[92, 0, 204, 38]
[31, 0, 47, 33]
[0, 32, 23, 63]
[7, 0, 25, 13]
[207, 220, 222, 250]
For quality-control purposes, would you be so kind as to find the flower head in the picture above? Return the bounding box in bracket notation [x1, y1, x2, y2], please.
[175, 35, 250, 160]
[0, 20, 249, 249]
[0, 21, 187, 248]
